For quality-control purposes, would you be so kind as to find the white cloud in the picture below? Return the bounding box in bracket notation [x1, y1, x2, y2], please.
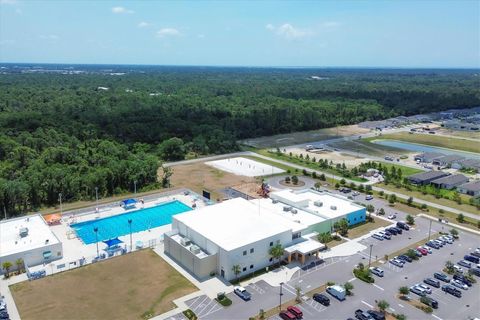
[265, 24, 275, 31]
[275, 23, 311, 40]
[156, 28, 181, 38]
[138, 21, 151, 28]
[0, 0, 17, 5]
[112, 6, 134, 14]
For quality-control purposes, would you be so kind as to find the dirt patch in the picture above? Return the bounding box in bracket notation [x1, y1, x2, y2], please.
[169, 162, 258, 201]
[279, 180, 306, 188]
[10, 250, 198, 320]
[347, 217, 393, 239]
[286, 147, 369, 169]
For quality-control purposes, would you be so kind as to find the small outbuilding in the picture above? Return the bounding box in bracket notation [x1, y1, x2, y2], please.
[408, 171, 449, 185]
[457, 181, 480, 197]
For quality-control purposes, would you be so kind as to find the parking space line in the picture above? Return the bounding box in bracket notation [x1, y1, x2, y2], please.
[189, 295, 208, 310]
[373, 284, 384, 291]
[195, 298, 215, 316]
[296, 304, 313, 315]
[348, 277, 356, 282]
[361, 300, 374, 308]
[432, 314, 443, 320]
[398, 303, 404, 308]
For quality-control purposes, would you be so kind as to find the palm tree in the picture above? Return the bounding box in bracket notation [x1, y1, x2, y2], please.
[269, 243, 284, 267]
[15, 258, 24, 274]
[377, 300, 390, 313]
[295, 286, 302, 302]
[231, 264, 241, 284]
[2, 261, 12, 278]
[445, 260, 454, 274]
[398, 286, 409, 297]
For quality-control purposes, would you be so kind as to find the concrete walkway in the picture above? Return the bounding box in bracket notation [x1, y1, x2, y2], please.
[0, 273, 28, 320]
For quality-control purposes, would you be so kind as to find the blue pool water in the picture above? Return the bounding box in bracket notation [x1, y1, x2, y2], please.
[71, 200, 192, 244]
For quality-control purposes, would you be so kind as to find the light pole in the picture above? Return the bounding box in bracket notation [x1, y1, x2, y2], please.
[128, 219, 133, 251]
[279, 282, 284, 311]
[368, 244, 373, 268]
[95, 187, 99, 209]
[94, 227, 99, 258]
[59, 193, 63, 215]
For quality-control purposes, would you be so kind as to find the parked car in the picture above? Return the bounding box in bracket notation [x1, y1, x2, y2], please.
[434, 272, 450, 283]
[326, 285, 346, 301]
[409, 286, 426, 297]
[450, 279, 468, 290]
[453, 265, 464, 274]
[426, 241, 440, 249]
[352, 191, 360, 196]
[432, 240, 444, 247]
[414, 249, 423, 257]
[420, 296, 438, 309]
[287, 306, 303, 319]
[386, 227, 398, 235]
[442, 284, 462, 297]
[355, 309, 373, 320]
[387, 214, 396, 220]
[369, 267, 384, 277]
[464, 255, 480, 264]
[453, 274, 473, 287]
[471, 251, 480, 258]
[470, 267, 480, 277]
[367, 310, 385, 320]
[280, 311, 297, 320]
[234, 286, 252, 301]
[440, 236, 453, 244]
[458, 260, 472, 268]
[382, 233, 391, 240]
[398, 255, 412, 263]
[424, 278, 440, 288]
[372, 233, 384, 241]
[392, 226, 402, 234]
[365, 195, 373, 201]
[415, 283, 432, 294]
[417, 247, 428, 255]
[421, 246, 432, 254]
[396, 221, 410, 230]
[389, 259, 403, 268]
[313, 293, 330, 306]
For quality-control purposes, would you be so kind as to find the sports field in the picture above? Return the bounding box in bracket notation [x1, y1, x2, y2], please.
[10, 250, 198, 320]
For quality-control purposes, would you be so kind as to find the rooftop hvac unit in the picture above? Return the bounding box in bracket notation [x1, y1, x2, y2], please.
[314, 201, 323, 207]
[19, 227, 29, 238]
[272, 199, 279, 204]
[283, 206, 291, 212]
[330, 205, 337, 210]
[180, 237, 191, 247]
[291, 209, 298, 214]
[190, 245, 201, 254]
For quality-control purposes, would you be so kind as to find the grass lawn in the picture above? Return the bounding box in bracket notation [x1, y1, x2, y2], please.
[377, 162, 423, 177]
[369, 132, 480, 154]
[10, 250, 198, 320]
[378, 183, 479, 216]
[347, 217, 392, 239]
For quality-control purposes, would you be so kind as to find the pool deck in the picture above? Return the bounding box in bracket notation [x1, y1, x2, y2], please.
[44, 191, 209, 273]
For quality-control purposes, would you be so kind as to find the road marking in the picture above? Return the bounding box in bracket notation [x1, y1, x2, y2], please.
[298, 280, 303, 283]
[306, 285, 311, 289]
[432, 314, 443, 320]
[373, 284, 385, 291]
[297, 304, 312, 315]
[361, 300, 374, 308]
[398, 304, 404, 308]
[348, 277, 356, 282]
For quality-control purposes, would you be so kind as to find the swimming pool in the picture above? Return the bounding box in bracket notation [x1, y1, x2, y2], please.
[71, 200, 192, 244]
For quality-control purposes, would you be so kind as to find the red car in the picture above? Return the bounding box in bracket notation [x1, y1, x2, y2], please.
[287, 305, 303, 319]
[417, 247, 428, 255]
[279, 310, 297, 320]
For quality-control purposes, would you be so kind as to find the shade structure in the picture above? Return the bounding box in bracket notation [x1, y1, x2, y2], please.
[121, 199, 137, 206]
[103, 238, 123, 248]
[43, 213, 62, 225]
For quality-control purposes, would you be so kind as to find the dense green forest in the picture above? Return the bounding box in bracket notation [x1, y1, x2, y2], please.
[1, 64, 479, 215]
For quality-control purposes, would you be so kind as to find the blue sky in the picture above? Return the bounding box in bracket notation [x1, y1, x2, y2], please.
[0, 0, 479, 67]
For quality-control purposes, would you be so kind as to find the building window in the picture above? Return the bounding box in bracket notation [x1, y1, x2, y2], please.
[243, 250, 247, 256]
[250, 264, 254, 269]
[243, 267, 247, 272]
[250, 248, 254, 253]
[270, 241, 273, 247]
[292, 232, 301, 240]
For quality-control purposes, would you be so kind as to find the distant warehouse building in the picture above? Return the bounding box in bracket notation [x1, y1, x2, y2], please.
[451, 158, 480, 173]
[457, 181, 480, 197]
[0, 214, 63, 274]
[431, 174, 469, 190]
[408, 171, 450, 186]
[164, 190, 365, 281]
[414, 152, 444, 163]
[432, 155, 464, 167]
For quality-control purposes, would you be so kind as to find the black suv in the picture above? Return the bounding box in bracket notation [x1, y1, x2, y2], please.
[398, 255, 412, 263]
[355, 309, 373, 320]
[442, 284, 462, 298]
[424, 278, 440, 288]
[386, 227, 398, 235]
[453, 274, 472, 287]
[313, 293, 330, 306]
[367, 310, 385, 320]
[420, 296, 438, 309]
[396, 221, 410, 230]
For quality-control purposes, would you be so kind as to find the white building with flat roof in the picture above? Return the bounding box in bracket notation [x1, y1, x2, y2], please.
[0, 214, 63, 273]
[164, 189, 365, 281]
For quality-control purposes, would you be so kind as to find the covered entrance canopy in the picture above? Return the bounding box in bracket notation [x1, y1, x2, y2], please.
[285, 239, 325, 264]
[43, 213, 62, 225]
[103, 238, 123, 248]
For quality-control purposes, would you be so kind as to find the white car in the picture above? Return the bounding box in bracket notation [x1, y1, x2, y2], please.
[453, 265, 464, 274]
[450, 279, 468, 290]
[440, 236, 453, 244]
[421, 246, 432, 254]
[415, 283, 432, 294]
[387, 214, 396, 220]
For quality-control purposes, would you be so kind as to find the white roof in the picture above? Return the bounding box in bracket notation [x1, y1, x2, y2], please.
[0, 214, 61, 257]
[270, 190, 364, 219]
[174, 198, 294, 251]
[285, 239, 325, 254]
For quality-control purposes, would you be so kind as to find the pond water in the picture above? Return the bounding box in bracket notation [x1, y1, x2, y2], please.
[371, 139, 480, 160]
